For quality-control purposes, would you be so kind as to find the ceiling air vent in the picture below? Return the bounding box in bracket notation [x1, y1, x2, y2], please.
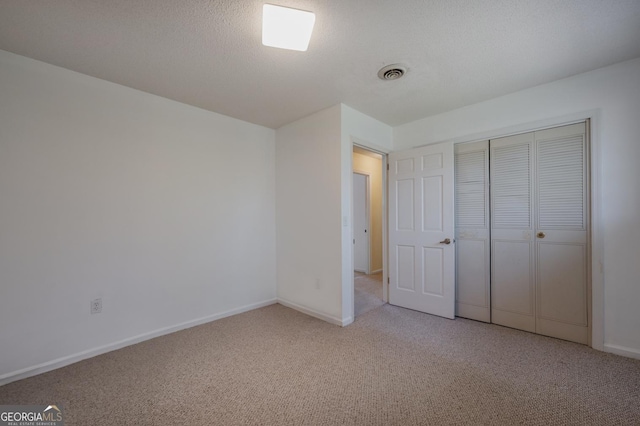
[378, 64, 407, 80]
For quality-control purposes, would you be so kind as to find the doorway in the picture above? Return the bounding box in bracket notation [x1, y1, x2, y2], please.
[353, 146, 385, 317]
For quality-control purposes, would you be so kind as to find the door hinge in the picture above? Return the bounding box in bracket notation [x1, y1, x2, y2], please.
[387, 163, 390, 171]
[388, 277, 390, 284]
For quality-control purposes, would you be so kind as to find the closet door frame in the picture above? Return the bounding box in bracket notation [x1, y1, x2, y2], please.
[451, 113, 602, 351]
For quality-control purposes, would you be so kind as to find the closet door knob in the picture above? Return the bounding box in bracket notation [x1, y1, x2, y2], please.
[537, 232, 546, 239]
[439, 238, 452, 244]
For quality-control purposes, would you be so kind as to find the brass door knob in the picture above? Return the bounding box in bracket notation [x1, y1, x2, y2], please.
[439, 238, 452, 244]
[537, 232, 546, 239]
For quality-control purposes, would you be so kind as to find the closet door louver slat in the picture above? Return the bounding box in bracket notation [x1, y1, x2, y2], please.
[537, 136, 585, 230]
[492, 143, 531, 229]
[455, 150, 486, 228]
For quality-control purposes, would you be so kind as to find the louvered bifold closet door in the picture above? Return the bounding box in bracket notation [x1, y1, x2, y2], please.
[534, 123, 588, 344]
[490, 133, 536, 333]
[455, 141, 490, 322]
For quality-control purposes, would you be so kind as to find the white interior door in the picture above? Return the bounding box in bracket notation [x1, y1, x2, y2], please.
[353, 172, 369, 273]
[455, 141, 490, 323]
[389, 141, 455, 319]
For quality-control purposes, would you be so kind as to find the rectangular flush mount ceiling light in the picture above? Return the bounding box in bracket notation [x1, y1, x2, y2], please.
[262, 4, 316, 51]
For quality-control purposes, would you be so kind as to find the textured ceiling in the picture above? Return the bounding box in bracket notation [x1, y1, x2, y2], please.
[1, 1, 639, 128]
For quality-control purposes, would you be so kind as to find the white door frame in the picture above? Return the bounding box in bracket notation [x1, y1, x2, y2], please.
[351, 141, 389, 307]
[352, 171, 371, 274]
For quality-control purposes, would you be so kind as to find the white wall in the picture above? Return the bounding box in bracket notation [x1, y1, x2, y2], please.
[342, 105, 394, 153]
[0, 50, 277, 383]
[275, 104, 392, 326]
[394, 57, 640, 359]
[275, 105, 344, 323]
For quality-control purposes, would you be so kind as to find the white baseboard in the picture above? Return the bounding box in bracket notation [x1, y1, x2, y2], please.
[277, 298, 350, 327]
[370, 269, 383, 274]
[604, 343, 640, 360]
[0, 298, 277, 387]
[341, 316, 354, 326]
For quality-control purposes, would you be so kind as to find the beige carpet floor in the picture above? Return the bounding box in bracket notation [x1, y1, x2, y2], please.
[1, 301, 639, 425]
[354, 271, 384, 317]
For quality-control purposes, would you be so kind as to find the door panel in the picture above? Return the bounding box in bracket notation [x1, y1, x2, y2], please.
[456, 239, 488, 305]
[422, 247, 444, 295]
[396, 246, 415, 291]
[454, 141, 490, 322]
[537, 243, 587, 325]
[492, 241, 534, 314]
[534, 123, 588, 344]
[396, 179, 414, 230]
[422, 176, 443, 231]
[491, 137, 533, 230]
[536, 125, 586, 230]
[490, 132, 535, 332]
[389, 141, 455, 319]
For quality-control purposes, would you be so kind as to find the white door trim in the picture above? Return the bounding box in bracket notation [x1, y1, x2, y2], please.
[382, 153, 388, 303]
[351, 141, 390, 312]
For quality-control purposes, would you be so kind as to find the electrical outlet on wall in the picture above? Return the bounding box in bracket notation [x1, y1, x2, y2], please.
[91, 298, 102, 314]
